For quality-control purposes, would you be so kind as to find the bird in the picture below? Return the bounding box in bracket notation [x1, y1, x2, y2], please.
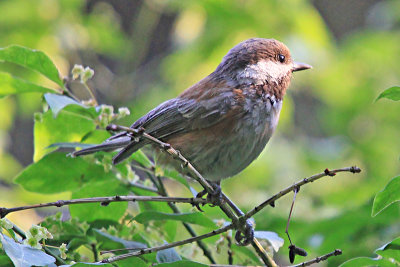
[71, 38, 311, 184]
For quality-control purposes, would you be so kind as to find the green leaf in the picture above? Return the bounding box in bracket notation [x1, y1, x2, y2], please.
[15, 152, 113, 194]
[162, 169, 190, 190]
[372, 176, 400, 216]
[68, 263, 113, 267]
[134, 211, 215, 228]
[0, 72, 55, 97]
[254, 231, 284, 252]
[376, 86, 400, 101]
[155, 260, 208, 267]
[34, 110, 96, 161]
[93, 229, 147, 250]
[375, 237, 400, 262]
[44, 93, 92, 117]
[339, 257, 394, 267]
[116, 257, 147, 267]
[0, 234, 55, 267]
[156, 247, 182, 263]
[70, 180, 129, 222]
[130, 150, 153, 168]
[0, 253, 13, 265]
[0, 45, 63, 86]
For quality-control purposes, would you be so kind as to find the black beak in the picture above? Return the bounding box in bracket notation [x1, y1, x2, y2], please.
[292, 62, 312, 72]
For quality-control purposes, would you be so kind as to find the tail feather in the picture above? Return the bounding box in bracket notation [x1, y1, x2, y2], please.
[112, 140, 149, 165]
[70, 136, 132, 157]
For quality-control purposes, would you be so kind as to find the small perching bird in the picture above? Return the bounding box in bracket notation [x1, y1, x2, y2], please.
[71, 38, 311, 182]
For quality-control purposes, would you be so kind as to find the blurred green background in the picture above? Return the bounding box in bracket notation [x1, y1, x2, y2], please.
[0, 0, 399, 265]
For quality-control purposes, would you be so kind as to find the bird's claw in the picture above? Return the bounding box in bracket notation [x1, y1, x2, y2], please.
[235, 219, 254, 246]
[195, 182, 223, 207]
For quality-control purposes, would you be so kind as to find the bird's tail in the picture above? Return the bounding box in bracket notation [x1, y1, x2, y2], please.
[69, 135, 148, 165]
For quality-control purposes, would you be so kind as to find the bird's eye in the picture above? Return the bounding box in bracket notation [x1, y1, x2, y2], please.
[278, 54, 285, 63]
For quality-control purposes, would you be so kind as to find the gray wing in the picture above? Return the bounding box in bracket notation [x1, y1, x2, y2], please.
[112, 90, 235, 164]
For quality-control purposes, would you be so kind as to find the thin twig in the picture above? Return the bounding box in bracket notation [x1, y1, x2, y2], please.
[100, 223, 235, 262]
[244, 167, 361, 220]
[82, 82, 98, 106]
[0, 196, 208, 218]
[291, 249, 342, 267]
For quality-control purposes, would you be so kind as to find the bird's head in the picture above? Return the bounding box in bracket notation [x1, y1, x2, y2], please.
[214, 38, 311, 87]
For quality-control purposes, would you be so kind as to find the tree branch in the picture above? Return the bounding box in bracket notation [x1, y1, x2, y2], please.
[291, 249, 342, 267]
[244, 167, 361, 220]
[100, 223, 235, 263]
[0, 195, 208, 218]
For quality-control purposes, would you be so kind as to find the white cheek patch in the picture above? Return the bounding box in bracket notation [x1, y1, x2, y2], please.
[237, 60, 292, 84]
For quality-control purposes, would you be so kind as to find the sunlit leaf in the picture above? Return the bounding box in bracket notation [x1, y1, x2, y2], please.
[372, 176, 400, 216]
[376, 86, 400, 101]
[0, 72, 55, 97]
[44, 93, 94, 117]
[0, 234, 55, 267]
[34, 110, 96, 161]
[0, 45, 63, 86]
[134, 211, 215, 228]
[15, 152, 113, 194]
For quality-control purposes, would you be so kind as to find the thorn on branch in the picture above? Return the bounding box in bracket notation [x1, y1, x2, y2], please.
[101, 201, 110, 206]
[55, 201, 65, 207]
[334, 249, 342, 256]
[324, 168, 336, 177]
[350, 166, 361, 173]
[106, 124, 118, 132]
[269, 201, 275, 208]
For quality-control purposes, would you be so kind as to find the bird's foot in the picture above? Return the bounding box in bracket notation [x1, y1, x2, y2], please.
[235, 219, 254, 246]
[195, 181, 223, 208]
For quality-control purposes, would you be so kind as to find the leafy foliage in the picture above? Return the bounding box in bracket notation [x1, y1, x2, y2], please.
[1, 1, 400, 266]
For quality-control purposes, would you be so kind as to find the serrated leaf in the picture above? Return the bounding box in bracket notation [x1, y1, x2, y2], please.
[0, 72, 55, 97]
[0, 234, 55, 267]
[254, 231, 284, 252]
[34, 110, 96, 161]
[44, 93, 94, 117]
[376, 86, 400, 101]
[93, 229, 147, 250]
[156, 246, 181, 263]
[70, 180, 129, 222]
[372, 176, 400, 216]
[134, 211, 215, 228]
[15, 152, 113, 194]
[375, 237, 400, 262]
[0, 45, 63, 86]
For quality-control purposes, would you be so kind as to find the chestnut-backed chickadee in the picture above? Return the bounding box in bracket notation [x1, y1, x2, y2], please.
[71, 38, 311, 182]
